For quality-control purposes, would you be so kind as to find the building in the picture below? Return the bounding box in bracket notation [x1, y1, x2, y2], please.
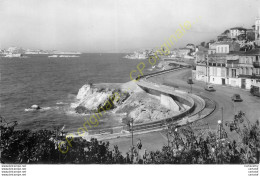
[209, 41, 240, 54]
[217, 33, 231, 42]
[195, 46, 208, 63]
[195, 49, 260, 91]
[255, 17, 260, 46]
[246, 28, 255, 41]
[229, 27, 247, 39]
[6, 47, 24, 54]
[237, 49, 260, 90]
[186, 43, 196, 52]
[177, 48, 191, 57]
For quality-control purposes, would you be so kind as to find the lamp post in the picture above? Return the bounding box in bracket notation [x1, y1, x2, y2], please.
[217, 120, 221, 164]
[127, 118, 134, 162]
[218, 120, 222, 139]
[206, 54, 209, 85]
[164, 120, 170, 147]
[187, 78, 194, 93]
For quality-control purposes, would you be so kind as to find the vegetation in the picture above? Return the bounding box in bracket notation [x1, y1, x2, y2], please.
[1, 112, 259, 164]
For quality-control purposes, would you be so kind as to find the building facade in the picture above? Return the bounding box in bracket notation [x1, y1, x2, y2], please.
[195, 48, 260, 92]
[255, 17, 260, 46]
[229, 27, 247, 39]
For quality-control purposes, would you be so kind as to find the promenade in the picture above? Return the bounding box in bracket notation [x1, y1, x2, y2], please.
[106, 66, 260, 154]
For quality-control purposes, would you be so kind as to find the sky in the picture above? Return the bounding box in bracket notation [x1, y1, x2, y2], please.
[0, 0, 259, 53]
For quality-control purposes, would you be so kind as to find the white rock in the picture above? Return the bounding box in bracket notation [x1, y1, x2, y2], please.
[74, 84, 114, 111]
[31, 104, 40, 109]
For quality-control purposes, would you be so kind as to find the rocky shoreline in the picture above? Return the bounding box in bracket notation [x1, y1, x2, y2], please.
[71, 81, 181, 124]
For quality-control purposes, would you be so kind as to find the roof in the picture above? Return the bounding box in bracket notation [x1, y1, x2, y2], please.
[243, 48, 260, 55]
[230, 27, 247, 30]
[227, 59, 239, 64]
[210, 41, 240, 46]
[178, 48, 191, 51]
[195, 51, 207, 57]
[197, 46, 208, 52]
[210, 41, 240, 47]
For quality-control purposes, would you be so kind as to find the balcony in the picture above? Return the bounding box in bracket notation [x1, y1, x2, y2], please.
[226, 63, 239, 68]
[238, 74, 260, 79]
[253, 62, 260, 68]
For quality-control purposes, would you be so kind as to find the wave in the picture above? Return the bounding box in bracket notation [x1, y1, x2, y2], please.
[56, 101, 68, 105]
[24, 106, 55, 112]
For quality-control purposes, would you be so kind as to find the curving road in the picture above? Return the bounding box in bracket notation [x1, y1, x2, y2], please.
[148, 68, 260, 130]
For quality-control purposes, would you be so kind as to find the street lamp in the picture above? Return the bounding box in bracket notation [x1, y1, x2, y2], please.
[187, 78, 194, 93]
[127, 118, 134, 162]
[218, 120, 222, 139]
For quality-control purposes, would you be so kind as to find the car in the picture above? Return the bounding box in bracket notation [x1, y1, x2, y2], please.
[231, 94, 243, 102]
[204, 85, 216, 92]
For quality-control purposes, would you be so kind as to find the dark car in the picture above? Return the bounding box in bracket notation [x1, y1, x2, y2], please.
[231, 94, 243, 102]
[204, 85, 216, 92]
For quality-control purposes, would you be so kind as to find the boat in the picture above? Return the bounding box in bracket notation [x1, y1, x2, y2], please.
[3, 53, 22, 58]
[59, 55, 80, 58]
[48, 55, 59, 58]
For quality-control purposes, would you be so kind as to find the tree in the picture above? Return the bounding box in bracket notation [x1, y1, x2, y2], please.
[1, 112, 259, 164]
[200, 42, 205, 47]
[0, 117, 126, 164]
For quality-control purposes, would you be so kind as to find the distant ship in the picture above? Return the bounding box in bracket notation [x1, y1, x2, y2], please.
[48, 55, 59, 58]
[48, 55, 80, 58]
[59, 55, 80, 58]
[2, 53, 28, 58]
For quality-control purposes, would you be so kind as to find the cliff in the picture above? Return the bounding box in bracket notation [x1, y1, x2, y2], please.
[71, 84, 129, 114]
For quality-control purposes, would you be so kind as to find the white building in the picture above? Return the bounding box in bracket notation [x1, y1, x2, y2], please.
[255, 17, 260, 46]
[229, 27, 247, 39]
[209, 41, 240, 54]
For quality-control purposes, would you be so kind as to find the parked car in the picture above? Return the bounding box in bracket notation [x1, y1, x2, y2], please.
[250, 86, 260, 97]
[204, 85, 216, 92]
[231, 94, 243, 102]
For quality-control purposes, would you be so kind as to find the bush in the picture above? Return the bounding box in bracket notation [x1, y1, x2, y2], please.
[1, 111, 259, 164]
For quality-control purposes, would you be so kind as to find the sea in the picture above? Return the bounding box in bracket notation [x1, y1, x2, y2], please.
[0, 53, 155, 132]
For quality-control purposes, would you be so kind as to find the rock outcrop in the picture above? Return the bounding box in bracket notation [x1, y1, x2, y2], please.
[72, 82, 184, 124]
[72, 84, 129, 114]
[116, 92, 181, 124]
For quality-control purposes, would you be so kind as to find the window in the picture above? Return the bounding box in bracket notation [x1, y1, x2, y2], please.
[231, 69, 236, 77]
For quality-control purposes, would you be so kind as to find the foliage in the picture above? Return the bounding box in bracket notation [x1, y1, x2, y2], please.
[200, 42, 205, 47]
[0, 118, 125, 164]
[142, 112, 259, 164]
[1, 111, 259, 164]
